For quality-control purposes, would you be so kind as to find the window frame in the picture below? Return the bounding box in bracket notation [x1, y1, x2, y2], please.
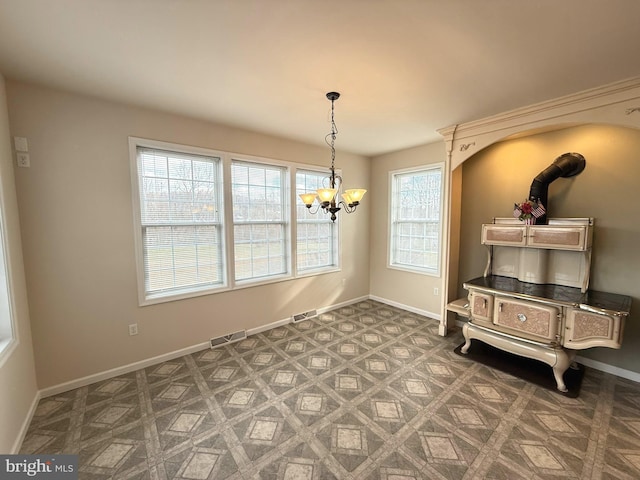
[130, 138, 229, 305]
[0, 181, 17, 367]
[294, 168, 340, 276]
[130, 138, 342, 306]
[388, 164, 444, 276]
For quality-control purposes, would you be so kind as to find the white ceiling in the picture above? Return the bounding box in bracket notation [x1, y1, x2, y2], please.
[1, 0, 640, 156]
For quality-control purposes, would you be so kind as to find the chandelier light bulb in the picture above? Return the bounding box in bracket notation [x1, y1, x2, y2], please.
[299, 193, 318, 207]
[317, 188, 337, 203]
[344, 189, 367, 204]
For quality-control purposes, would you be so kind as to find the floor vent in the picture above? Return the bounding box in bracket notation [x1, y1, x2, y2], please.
[292, 309, 318, 322]
[210, 330, 247, 349]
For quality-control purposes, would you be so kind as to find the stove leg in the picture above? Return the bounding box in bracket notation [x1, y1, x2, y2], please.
[461, 322, 472, 354]
[552, 364, 569, 392]
[552, 349, 577, 393]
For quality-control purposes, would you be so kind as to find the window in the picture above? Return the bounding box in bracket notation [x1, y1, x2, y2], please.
[389, 165, 443, 275]
[0, 192, 16, 363]
[295, 170, 338, 272]
[134, 146, 225, 301]
[231, 161, 288, 282]
[130, 138, 343, 304]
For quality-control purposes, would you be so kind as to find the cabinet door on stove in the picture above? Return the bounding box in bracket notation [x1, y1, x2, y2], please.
[527, 226, 590, 251]
[493, 297, 560, 343]
[469, 291, 493, 325]
[564, 308, 624, 349]
[482, 225, 526, 246]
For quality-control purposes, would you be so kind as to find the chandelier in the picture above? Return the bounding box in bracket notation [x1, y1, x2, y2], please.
[298, 92, 367, 222]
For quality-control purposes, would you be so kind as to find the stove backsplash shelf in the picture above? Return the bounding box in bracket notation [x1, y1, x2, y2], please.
[481, 217, 593, 293]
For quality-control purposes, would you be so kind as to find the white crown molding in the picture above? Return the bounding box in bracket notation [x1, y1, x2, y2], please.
[438, 76, 640, 170]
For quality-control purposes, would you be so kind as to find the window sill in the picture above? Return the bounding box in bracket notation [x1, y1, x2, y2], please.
[0, 337, 18, 369]
[141, 284, 230, 306]
[387, 264, 440, 277]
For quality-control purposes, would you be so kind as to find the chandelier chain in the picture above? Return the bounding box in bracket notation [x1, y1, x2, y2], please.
[326, 96, 338, 172]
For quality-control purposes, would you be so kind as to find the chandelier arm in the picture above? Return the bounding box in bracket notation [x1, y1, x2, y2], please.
[305, 204, 323, 214]
[337, 200, 358, 213]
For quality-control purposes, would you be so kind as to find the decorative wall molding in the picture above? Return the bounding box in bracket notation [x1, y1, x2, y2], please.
[438, 76, 640, 170]
[459, 142, 475, 152]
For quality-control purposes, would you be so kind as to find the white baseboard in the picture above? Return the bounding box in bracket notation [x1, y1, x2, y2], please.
[575, 355, 640, 383]
[12, 389, 41, 453]
[246, 295, 369, 336]
[40, 341, 210, 398]
[246, 316, 292, 336]
[321, 295, 370, 314]
[368, 294, 441, 321]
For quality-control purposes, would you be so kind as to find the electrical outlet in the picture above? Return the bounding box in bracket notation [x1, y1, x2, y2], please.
[129, 324, 138, 336]
[16, 152, 30, 168]
[433, 287, 439, 296]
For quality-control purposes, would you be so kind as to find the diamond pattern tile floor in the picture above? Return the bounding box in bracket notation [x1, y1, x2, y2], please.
[20, 300, 640, 479]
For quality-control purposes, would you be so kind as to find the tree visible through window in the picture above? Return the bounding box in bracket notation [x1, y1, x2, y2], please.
[390, 166, 443, 274]
[231, 161, 288, 281]
[137, 147, 224, 297]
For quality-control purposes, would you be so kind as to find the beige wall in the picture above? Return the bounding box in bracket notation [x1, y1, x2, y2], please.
[0, 75, 38, 452]
[6, 81, 371, 390]
[457, 124, 640, 373]
[369, 142, 447, 316]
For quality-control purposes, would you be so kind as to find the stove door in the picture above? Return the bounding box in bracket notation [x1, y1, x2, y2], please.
[493, 297, 561, 344]
[564, 308, 624, 349]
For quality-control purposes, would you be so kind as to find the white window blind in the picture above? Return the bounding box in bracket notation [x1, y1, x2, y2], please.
[296, 170, 338, 272]
[137, 147, 224, 297]
[231, 161, 288, 282]
[390, 166, 442, 274]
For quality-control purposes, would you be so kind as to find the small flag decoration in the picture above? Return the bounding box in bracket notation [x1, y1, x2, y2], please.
[531, 201, 546, 218]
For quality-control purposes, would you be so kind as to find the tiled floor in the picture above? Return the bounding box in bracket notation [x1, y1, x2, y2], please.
[20, 300, 640, 479]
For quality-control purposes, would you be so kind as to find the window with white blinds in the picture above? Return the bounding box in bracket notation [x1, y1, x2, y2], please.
[389, 165, 443, 275]
[296, 170, 338, 272]
[231, 161, 288, 282]
[131, 138, 344, 305]
[136, 147, 225, 298]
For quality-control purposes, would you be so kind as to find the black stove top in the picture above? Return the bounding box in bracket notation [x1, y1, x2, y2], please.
[464, 275, 632, 314]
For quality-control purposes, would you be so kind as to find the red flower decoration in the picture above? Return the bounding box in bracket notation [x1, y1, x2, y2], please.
[513, 199, 545, 222]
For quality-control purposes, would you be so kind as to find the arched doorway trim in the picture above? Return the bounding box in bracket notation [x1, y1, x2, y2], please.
[438, 76, 640, 171]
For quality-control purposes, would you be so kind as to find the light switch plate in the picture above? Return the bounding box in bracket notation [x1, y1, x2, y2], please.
[14, 137, 28, 152]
